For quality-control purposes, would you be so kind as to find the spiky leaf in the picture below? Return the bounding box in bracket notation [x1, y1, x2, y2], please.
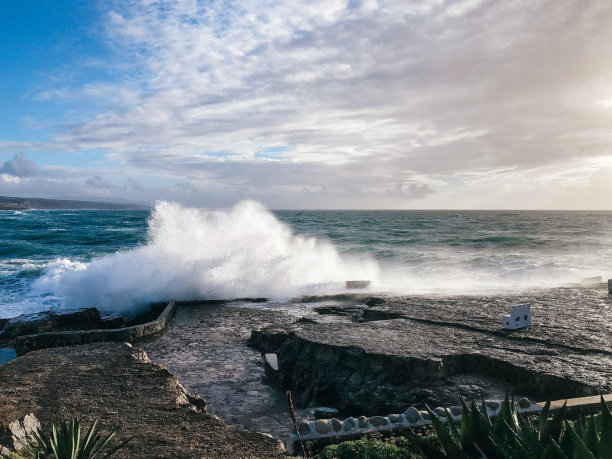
[564, 420, 596, 459]
[582, 414, 599, 456]
[599, 396, 612, 459]
[426, 406, 466, 459]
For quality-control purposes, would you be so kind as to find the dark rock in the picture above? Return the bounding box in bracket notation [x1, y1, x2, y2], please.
[0, 308, 123, 344]
[342, 418, 355, 431]
[518, 397, 531, 409]
[296, 317, 318, 325]
[297, 421, 311, 436]
[331, 418, 342, 432]
[314, 407, 339, 419]
[365, 297, 385, 307]
[449, 406, 462, 416]
[388, 414, 402, 424]
[404, 407, 420, 423]
[358, 416, 368, 428]
[421, 411, 430, 421]
[369, 416, 388, 427]
[432, 407, 447, 418]
[249, 288, 609, 416]
[485, 401, 500, 411]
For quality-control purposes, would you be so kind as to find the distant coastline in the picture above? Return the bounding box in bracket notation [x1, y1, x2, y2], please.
[0, 195, 149, 211]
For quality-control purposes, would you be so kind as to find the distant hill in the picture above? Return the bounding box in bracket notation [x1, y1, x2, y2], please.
[0, 196, 149, 210]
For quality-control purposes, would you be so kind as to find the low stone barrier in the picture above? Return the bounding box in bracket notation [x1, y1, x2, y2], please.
[13, 301, 177, 356]
[287, 394, 612, 455]
[287, 398, 543, 455]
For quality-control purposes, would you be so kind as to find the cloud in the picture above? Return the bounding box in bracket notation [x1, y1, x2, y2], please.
[0, 153, 41, 177]
[3, 0, 612, 208]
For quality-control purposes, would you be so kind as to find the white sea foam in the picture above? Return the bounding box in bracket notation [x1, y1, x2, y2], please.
[32, 201, 380, 315]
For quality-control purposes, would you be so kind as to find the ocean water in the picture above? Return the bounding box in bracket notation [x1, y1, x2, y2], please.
[1, 201, 611, 319]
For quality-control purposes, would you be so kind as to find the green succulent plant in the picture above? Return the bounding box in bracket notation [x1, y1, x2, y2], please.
[1, 418, 131, 459]
[409, 394, 612, 459]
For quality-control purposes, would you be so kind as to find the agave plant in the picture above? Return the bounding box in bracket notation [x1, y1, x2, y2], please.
[2, 418, 131, 459]
[408, 394, 612, 459]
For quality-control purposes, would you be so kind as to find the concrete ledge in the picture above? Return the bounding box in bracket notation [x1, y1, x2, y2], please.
[537, 393, 612, 411]
[13, 301, 177, 356]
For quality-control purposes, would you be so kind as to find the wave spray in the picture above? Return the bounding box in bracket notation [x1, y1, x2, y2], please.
[33, 201, 379, 315]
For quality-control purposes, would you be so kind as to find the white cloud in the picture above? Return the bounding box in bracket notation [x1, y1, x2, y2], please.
[3, 0, 612, 208]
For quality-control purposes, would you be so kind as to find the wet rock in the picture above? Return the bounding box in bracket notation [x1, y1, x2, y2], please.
[404, 407, 420, 423]
[0, 308, 124, 344]
[315, 420, 331, 434]
[388, 414, 402, 424]
[449, 406, 462, 416]
[420, 411, 430, 421]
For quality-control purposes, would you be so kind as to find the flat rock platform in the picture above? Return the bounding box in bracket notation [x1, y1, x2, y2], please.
[0, 342, 284, 458]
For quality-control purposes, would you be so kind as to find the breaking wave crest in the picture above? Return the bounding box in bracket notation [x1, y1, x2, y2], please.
[33, 201, 379, 315]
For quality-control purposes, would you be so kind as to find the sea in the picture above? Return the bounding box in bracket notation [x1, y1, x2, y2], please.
[1, 200, 612, 319]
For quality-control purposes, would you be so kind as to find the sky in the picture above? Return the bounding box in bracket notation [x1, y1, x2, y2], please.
[1, 0, 612, 209]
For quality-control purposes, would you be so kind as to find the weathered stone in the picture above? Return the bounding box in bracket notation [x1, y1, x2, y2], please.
[358, 416, 368, 428]
[315, 420, 331, 435]
[432, 407, 447, 418]
[449, 406, 462, 416]
[420, 411, 430, 421]
[485, 401, 500, 411]
[6, 414, 40, 451]
[0, 342, 284, 458]
[297, 421, 311, 436]
[518, 397, 531, 409]
[369, 416, 388, 427]
[0, 309, 117, 343]
[342, 418, 356, 431]
[346, 280, 371, 289]
[388, 414, 402, 424]
[404, 407, 420, 423]
[331, 418, 342, 432]
[249, 287, 610, 417]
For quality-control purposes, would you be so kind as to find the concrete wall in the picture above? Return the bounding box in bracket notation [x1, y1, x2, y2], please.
[13, 301, 176, 356]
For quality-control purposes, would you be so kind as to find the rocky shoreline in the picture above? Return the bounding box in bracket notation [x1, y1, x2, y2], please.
[0, 342, 285, 457]
[1, 285, 611, 456]
[250, 288, 611, 416]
